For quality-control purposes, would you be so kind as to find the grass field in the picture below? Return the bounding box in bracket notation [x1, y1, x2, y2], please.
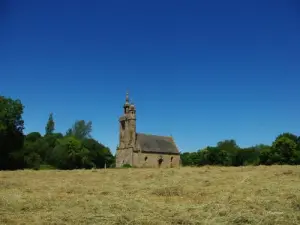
[1, 166, 300, 225]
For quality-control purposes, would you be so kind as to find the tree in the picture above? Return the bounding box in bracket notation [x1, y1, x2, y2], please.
[276, 133, 298, 143]
[236, 147, 260, 166]
[180, 151, 203, 166]
[45, 113, 55, 135]
[66, 120, 92, 140]
[276, 133, 300, 152]
[217, 140, 240, 166]
[259, 148, 273, 165]
[202, 147, 231, 166]
[271, 136, 298, 164]
[25, 152, 42, 170]
[22, 132, 50, 168]
[51, 136, 92, 169]
[82, 138, 114, 168]
[43, 132, 64, 164]
[0, 96, 25, 170]
[26, 132, 42, 142]
[217, 139, 239, 151]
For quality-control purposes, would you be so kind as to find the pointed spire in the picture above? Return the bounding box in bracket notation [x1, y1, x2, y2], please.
[124, 91, 130, 110]
[125, 91, 129, 103]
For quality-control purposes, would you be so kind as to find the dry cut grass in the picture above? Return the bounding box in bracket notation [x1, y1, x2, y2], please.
[1, 166, 300, 225]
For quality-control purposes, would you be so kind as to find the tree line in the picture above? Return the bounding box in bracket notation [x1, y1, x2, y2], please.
[0, 95, 114, 170]
[1, 95, 300, 170]
[180, 135, 300, 166]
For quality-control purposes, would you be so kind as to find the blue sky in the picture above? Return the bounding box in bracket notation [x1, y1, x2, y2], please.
[1, 0, 300, 153]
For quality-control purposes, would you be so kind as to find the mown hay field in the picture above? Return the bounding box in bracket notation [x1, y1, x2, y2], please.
[1, 166, 300, 225]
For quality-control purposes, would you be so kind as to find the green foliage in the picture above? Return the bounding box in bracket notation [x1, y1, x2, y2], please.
[51, 136, 92, 169]
[0, 96, 25, 170]
[180, 152, 200, 166]
[0, 96, 24, 133]
[122, 163, 132, 168]
[236, 147, 260, 166]
[0, 99, 113, 170]
[217, 139, 239, 152]
[18, 120, 113, 170]
[39, 164, 56, 170]
[66, 120, 92, 140]
[181, 134, 300, 167]
[217, 140, 240, 166]
[25, 152, 41, 170]
[43, 132, 64, 163]
[207, 147, 231, 165]
[82, 138, 115, 168]
[271, 136, 298, 164]
[276, 133, 298, 143]
[181, 140, 274, 167]
[45, 113, 55, 135]
[26, 132, 42, 142]
[1, 94, 300, 170]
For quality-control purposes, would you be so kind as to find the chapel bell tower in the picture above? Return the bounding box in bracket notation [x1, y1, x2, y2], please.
[118, 92, 136, 149]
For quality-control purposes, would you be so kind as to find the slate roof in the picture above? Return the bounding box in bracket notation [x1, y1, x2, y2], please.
[136, 133, 180, 154]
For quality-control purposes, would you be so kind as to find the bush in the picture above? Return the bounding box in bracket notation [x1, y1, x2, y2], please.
[122, 163, 132, 168]
[25, 152, 41, 170]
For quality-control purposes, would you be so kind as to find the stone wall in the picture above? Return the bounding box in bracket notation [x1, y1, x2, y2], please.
[115, 148, 133, 167]
[116, 149, 181, 168]
[132, 152, 180, 168]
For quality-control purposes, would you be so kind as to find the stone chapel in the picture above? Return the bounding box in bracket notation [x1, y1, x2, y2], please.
[115, 92, 181, 168]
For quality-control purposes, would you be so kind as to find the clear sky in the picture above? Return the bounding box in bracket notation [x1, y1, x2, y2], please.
[1, 0, 300, 153]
